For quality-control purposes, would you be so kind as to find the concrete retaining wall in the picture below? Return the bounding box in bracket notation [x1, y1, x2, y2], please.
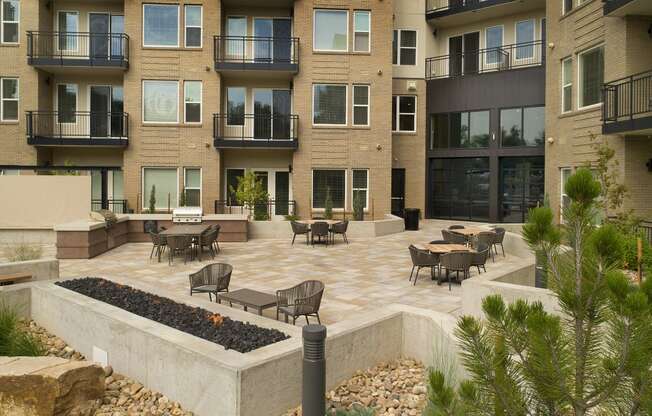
[248, 215, 404, 240]
[0, 258, 59, 281]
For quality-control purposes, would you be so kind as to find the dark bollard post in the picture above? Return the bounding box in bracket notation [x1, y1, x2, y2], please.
[302, 324, 327, 416]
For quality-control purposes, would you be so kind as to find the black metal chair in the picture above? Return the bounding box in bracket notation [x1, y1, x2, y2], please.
[311, 222, 330, 246]
[442, 229, 468, 245]
[291, 221, 310, 245]
[440, 251, 473, 291]
[276, 280, 324, 325]
[330, 220, 349, 244]
[470, 242, 490, 274]
[408, 245, 440, 286]
[448, 225, 465, 230]
[493, 227, 506, 257]
[189, 263, 232, 302]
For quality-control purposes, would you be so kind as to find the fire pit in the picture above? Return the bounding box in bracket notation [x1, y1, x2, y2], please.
[56, 278, 289, 353]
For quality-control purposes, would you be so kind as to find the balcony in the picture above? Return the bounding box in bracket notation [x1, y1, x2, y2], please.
[603, 70, 652, 135]
[214, 36, 299, 77]
[603, 0, 652, 16]
[213, 114, 298, 150]
[426, 0, 545, 27]
[426, 41, 544, 80]
[27, 32, 129, 72]
[26, 111, 129, 146]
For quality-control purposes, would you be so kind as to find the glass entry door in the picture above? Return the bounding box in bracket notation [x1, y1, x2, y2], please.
[449, 32, 479, 76]
[90, 86, 111, 137]
[253, 89, 291, 140]
[254, 18, 291, 63]
[110, 15, 124, 59]
[275, 172, 290, 216]
[89, 13, 110, 59]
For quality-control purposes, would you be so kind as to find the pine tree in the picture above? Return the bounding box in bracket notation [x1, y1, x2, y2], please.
[148, 185, 156, 213]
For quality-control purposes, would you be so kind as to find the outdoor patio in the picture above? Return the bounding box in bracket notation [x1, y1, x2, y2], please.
[56, 220, 524, 324]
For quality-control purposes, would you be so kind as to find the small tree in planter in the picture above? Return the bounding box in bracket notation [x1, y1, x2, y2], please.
[232, 170, 269, 220]
[353, 191, 365, 221]
[324, 187, 333, 220]
[148, 185, 156, 213]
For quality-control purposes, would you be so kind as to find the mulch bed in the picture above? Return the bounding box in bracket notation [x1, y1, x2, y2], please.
[56, 277, 289, 353]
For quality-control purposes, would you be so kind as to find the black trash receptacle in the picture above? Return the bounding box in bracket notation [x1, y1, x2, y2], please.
[404, 208, 420, 231]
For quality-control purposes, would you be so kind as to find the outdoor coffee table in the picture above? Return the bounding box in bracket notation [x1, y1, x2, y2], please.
[218, 289, 278, 316]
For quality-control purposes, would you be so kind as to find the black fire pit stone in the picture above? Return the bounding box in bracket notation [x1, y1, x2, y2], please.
[55, 277, 289, 353]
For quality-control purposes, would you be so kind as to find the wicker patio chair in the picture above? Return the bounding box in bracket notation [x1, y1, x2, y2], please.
[408, 245, 440, 286]
[211, 224, 221, 253]
[477, 231, 496, 262]
[189, 263, 232, 302]
[199, 229, 219, 259]
[493, 227, 506, 257]
[148, 231, 167, 262]
[442, 229, 468, 245]
[167, 235, 193, 265]
[448, 225, 465, 230]
[276, 280, 325, 325]
[291, 221, 310, 245]
[440, 251, 473, 291]
[330, 220, 349, 244]
[311, 222, 330, 246]
[470, 242, 490, 274]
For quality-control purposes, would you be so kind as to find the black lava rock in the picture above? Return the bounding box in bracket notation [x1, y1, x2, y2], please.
[56, 278, 289, 353]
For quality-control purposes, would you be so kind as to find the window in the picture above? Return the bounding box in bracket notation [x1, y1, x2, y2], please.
[313, 84, 347, 125]
[562, 57, 572, 113]
[142, 80, 179, 123]
[1, 77, 18, 121]
[184, 5, 202, 48]
[501, 106, 545, 147]
[312, 170, 345, 209]
[393, 30, 416, 65]
[1, 0, 19, 44]
[142, 167, 178, 210]
[392, 96, 416, 133]
[430, 110, 490, 149]
[184, 168, 201, 207]
[184, 81, 201, 123]
[143, 4, 179, 47]
[57, 84, 77, 123]
[353, 11, 370, 53]
[0, 169, 19, 175]
[314, 9, 348, 52]
[578, 45, 604, 108]
[352, 169, 368, 210]
[560, 167, 572, 223]
[563, 0, 573, 14]
[485, 26, 503, 65]
[226, 16, 246, 57]
[226, 87, 245, 126]
[226, 168, 244, 205]
[352, 85, 369, 126]
[515, 19, 535, 60]
[58, 11, 78, 51]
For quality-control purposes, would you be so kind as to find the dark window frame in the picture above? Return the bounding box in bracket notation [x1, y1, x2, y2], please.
[499, 105, 545, 148]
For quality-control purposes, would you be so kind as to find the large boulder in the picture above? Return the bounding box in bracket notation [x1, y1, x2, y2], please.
[0, 356, 105, 416]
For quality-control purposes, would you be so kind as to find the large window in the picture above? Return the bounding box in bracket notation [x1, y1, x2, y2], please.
[226, 168, 244, 205]
[563, 0, 573, 14]
[184, 168, 201, 207]
[430, 158, 490, 221]
[485, 26, 503, 64]
[392, 95, 416, 133]
[1, 0, 19, 44]
[578, 45, 604, 108]
[142, 80, 179, 123]
[500, 157, 545, 223]
[313, 84, 347, 125]
[226, 87, 245, 126]
[353, 11, 370, 53]
[515, 19, 535, 60]
[562, 57, 573, 113]
[1, 77, 18, 121]
[143, 4, 179, 47]
[57, 84, 77, 123]
[393, 30, 416, 66]
[57, 11, 78, 51]
[184, 5, 202, 48]
[312, 170, 345, 209]
[352, 169, 369, 210]
[430, 111, 489, 149]
[184, 81, 201, 123]
[314, 9, 348, 52]
[500, 106, 545, 147]
[352, 85, 369, 126]
[143, 167, 178, 210]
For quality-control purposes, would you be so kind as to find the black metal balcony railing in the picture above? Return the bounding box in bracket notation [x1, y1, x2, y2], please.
[427, 0, 484, 13]
[214, 36, 299, 70]
[214, 199, 297, 219]
[92, 199, 128, 214]
[27, 31, 129, 67]
[426, 41, 544, 80]
[26, 111, 129, 144]
[603, 70, 652, 126]
[213, 114, 298, 148]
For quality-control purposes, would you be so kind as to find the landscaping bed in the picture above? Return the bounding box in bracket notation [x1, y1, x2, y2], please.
[56, 277, 289, 353]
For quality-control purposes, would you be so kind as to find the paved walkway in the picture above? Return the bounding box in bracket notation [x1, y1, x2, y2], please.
[58, 220, 512, 325]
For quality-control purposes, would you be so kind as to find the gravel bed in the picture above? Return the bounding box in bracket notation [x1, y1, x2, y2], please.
[56, 277, 289, 353]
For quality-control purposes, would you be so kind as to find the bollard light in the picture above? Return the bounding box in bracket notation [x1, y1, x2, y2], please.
[302, 324, 327, 416]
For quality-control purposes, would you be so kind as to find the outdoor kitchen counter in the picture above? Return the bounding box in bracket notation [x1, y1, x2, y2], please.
[55, 216, 129, 259]
[126, 214, 248, 243]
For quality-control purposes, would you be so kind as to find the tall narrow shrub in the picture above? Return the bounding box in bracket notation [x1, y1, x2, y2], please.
[148, 185, 156, 213]
[324, 187, 333, 219]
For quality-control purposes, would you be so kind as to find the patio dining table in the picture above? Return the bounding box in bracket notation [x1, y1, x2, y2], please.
[425, 243, 474, 254]
[160, 224, 212, 261]
[449, 227, 488, 237]
[297, 219, 340, 226]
